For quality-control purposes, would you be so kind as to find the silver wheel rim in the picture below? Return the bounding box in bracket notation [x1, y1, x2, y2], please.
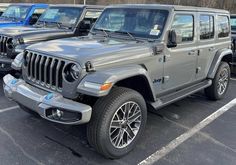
[109, 101, 142, 149]
[217, 68, 229, 95]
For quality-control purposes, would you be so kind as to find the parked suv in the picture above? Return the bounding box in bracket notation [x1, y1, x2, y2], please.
[0, 5, 103, 72]
[3, 5, 232, 158]
[230, 14, 236, 74]
[0, 3, 48, 27]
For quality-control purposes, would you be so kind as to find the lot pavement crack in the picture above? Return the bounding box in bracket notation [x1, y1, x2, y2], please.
[45, 135, 82, 158]
[0, 126, 44, 165]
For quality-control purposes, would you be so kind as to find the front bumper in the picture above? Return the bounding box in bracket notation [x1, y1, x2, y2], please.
[0, 56, 13, 64]
[3, 74, 92, 125]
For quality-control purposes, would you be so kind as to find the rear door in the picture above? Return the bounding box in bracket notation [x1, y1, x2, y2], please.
[196, 14, 230, 80]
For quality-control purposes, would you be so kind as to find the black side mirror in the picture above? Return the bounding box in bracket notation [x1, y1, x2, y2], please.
[29, 15, 39, 25]
[167, 29, 182, 48]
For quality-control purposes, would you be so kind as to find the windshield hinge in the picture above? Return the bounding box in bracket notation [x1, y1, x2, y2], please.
[163, 54, 171, 63]
[152, 44, 164, 55]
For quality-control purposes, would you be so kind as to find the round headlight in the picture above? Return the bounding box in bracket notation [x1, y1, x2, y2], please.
[70, 64, 80, 79]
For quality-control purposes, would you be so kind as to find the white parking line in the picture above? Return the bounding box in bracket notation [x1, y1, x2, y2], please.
[0, 106, 19, 113]
[230, 78, 236, 81]
[138, 98, 236, 165]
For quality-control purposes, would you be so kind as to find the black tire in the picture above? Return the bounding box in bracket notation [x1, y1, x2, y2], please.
[19, 104, 41, 118]
[87, 87, 147, 159]
[205, 62, 230, 100]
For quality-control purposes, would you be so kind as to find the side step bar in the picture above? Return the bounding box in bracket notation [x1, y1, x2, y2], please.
[150, 80, 212, 110]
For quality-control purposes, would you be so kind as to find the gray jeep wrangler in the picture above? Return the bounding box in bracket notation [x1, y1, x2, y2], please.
[3, 5, 232, 159]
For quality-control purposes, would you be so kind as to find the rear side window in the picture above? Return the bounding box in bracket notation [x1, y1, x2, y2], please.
[172, 14, 194, 42]
[217, 15, 230, 38]
[200, 15, 214, 40]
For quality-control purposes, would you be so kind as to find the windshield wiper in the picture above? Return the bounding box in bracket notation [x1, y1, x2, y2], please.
[45, 21, 73, 29]
[114, 31, 138, 41]
[93, 28, 109, 37]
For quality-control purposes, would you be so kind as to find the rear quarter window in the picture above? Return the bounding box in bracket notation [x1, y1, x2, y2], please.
[217, 15, 230, 38]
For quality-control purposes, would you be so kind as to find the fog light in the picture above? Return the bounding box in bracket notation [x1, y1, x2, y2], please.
[52, 109, 64, 119]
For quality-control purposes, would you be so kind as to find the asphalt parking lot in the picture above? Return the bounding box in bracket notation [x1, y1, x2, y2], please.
[0, 74, 235, 165]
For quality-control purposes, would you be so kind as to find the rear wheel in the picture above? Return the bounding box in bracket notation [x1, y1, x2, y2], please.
[205, 62, 230, 100]
[87, 87, 147, 159]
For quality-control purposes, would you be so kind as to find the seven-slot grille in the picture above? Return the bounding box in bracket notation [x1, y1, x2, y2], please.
[24, 51, 66, 91]
[0, 36, 12, 55]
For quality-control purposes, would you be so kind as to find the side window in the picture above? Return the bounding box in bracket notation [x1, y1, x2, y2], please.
[32, 8, 46, 18]
[84, 10, 102, 25]
[200, 15, 214, 40]
[172, 14, 194, 42]
[29, 8, 46, 25]
[218, 15, 230, 38]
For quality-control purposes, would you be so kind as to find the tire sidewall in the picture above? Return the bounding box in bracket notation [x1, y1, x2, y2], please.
[98, 90, 147, 158]
[213, 62, 230, 99]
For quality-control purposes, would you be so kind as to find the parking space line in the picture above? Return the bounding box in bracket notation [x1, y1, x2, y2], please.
[138, 98, 236, 165]
[0, 106, 19, 113]
[230, 78, 236, 81]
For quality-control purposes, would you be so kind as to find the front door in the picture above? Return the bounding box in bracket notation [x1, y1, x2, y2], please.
[163, 12, 198, 92]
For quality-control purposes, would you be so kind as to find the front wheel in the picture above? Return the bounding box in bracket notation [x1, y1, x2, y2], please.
[205, 62, 230, 100]
[87, 87, 147, 159]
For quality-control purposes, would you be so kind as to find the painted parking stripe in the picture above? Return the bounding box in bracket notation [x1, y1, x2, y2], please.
[138, 98, 236, 165]
[230, 78, 236, 81]
[0, 106, 19, 113]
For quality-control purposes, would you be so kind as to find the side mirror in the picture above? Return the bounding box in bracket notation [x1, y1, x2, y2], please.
[168, 29, 182, 48]
[29, 15, 39, 25]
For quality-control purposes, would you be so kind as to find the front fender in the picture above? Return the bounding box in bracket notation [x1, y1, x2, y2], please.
[207, 48, 232, 79]
[77, 65, 155, 99]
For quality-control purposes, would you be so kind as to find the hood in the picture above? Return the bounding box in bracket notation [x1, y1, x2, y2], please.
[0, 19, 22, 27]
[26, 37, 152, 68]
[0, 26, 72, 43]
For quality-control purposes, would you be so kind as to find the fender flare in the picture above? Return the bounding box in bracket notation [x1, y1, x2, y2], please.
[77, 65, 156, 100]
[207, 48, 232, 79]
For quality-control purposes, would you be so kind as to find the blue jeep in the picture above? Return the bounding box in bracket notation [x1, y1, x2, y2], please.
[0, 3, 48, 27]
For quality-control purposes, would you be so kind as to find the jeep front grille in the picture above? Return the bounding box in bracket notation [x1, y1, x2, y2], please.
[24, 51, 66, 91]
[0, 36, 12, 55]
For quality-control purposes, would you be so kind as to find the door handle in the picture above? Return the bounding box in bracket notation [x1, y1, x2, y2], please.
[209, 47, 215, 51]
[188, 50, 196, 55]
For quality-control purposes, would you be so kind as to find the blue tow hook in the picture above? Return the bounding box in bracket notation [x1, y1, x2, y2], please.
[45, 93, 54, 100]
[11, 79, 18, 85]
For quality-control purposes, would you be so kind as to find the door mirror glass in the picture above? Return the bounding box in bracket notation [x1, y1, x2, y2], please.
[29, 15, 39, 25]
[168, 29, 182, 48]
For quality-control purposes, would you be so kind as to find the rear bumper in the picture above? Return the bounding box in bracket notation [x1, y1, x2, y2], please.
[3, 74, 92, 125]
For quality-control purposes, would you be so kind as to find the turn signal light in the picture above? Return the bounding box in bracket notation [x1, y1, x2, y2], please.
[100, 83, 112, 91]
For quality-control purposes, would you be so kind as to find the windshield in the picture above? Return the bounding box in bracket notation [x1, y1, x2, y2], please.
[38, 7, 82, 28]
[1, 5, 30, 20]
[230, 17, 236, 30]
[93, 8, 169, 39]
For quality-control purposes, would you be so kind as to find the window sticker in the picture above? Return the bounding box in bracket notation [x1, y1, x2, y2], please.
[43, 9, 58, 19]
[150, 29, 160, 36]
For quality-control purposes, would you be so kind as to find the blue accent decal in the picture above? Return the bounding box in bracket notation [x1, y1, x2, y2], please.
[45, 93, 53, 100]
[11, 79, 18, 85]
